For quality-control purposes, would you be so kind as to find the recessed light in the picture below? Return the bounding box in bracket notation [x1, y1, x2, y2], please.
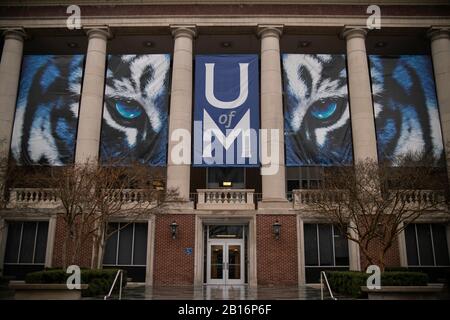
[67, 42, 78, 48]
[375, 41, 387, 48]
[298, 41, 311, 48]
[143, 41, 154, 47]
[221, 41, 232, 48]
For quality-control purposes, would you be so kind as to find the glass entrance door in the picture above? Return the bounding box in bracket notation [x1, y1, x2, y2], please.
[207, 240, 244, 285]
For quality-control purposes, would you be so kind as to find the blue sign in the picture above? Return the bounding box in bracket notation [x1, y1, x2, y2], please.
[185, 248, 193, 255]
[193, 55, 259, 166]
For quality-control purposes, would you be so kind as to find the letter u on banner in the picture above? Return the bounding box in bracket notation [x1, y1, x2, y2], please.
[193, 55, 259, 167]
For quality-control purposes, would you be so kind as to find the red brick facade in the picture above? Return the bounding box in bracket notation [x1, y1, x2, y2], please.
[52, 215, 93, 268]
[360, 236, 401, 270]
[256, 215, 298, 286]
[153, 214, 196, 286]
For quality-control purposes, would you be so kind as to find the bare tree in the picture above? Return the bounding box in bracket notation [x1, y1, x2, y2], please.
[33, 158, 178, 269]
[309, 154, 448, 271]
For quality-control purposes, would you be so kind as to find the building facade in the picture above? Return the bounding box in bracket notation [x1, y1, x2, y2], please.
[0, 0, 450, 286]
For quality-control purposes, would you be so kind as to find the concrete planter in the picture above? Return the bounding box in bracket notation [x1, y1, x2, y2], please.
[9, 281, 89, 300]
[360, 285, 445, 300]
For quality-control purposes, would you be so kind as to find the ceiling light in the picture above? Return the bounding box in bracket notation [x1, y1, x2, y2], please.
[375, 41, 387, 48]
[298, 41, 311, 48]
[221, 42, 232, 48]
[67, 42, 78, 48]
[143, 41, 154, 47]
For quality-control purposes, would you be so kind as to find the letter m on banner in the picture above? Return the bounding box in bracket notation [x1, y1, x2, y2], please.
[193, 55, 259, 166]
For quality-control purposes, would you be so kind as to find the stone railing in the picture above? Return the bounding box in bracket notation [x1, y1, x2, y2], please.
[8, 188, 59, 208]
[7, 188, 157, 209]
[196, 189, 255, 210]
[293, 189, 345, 209]
[293, 189, 446, 209]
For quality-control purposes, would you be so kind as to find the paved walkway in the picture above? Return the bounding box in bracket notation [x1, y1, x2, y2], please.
[118, 285, 327, 300]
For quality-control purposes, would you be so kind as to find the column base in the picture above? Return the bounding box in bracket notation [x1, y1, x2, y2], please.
[164, 200, 195, 210]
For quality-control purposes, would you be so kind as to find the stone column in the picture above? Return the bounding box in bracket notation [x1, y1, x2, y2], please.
[0, 29, 26, 164]
[428, 28, 450, 177]
[348, 220, 361, 271]
[258, 25, 289, 208]
[74, 28, 111, 164]
[343, 27, 378, 163]
[166, 26, 196, 201]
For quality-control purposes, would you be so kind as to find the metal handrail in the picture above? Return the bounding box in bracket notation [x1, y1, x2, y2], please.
[320, 271, 337, 300]
[104, 269, 123, 300]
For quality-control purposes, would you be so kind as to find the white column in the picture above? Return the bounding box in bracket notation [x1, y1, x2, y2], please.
[297, 215, 305, 285]
[348, 220, 361, 271]
[166, 26, 196, 201]
[343, 27, 378, 163]
[429, 28, 450, 177]
[258, 25, 289, 208]
[45, 216, 57, 268]
[75, 28, 111, 164]
[145, 215, 156, 286]
[397, 223, 408, 267]
[0, 29, 26, 164]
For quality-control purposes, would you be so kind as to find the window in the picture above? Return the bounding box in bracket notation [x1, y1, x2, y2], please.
[207, 167, 245, 189]
[4, 221, 48, 265]
[405, 223, 450, 267]
[304, 224, 349, 267]
[103, 222, 148, 266]
[304, 223, 349, 283]
[286, 167, 323, 192]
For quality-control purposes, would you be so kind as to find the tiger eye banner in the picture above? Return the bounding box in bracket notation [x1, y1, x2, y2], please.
[100, 54, 171, 166]
[10, 55, 85, 166]
[369, 55, 444, 166]
[193, 55, 260, 166]
[282, 54, 353, 166]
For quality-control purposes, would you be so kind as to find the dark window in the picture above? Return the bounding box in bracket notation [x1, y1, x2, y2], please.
[103, 222, 148, 266]
[304, 224, 318, 265]
[334, 226, 350, 266]
[286, 167, 324, 190]
[207, 167, 245, 189]
[304, 224, 349, 267]
[4, 221, 49, 265]
[432, 225, 450, 266]
[208, 225, 243, 239]
[405, 224, 450, 266]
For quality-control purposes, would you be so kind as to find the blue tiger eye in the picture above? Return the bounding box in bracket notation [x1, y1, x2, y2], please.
[311, 102, 337, 120]
[115, 101, 142, 119]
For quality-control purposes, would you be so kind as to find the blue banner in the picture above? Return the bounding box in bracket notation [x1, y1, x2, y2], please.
[193, 55, 259, 166]
[369, 55, 444, 166]
[282, 54, 353, 166]
[10, 55, 84, 165]
[100, 54, 171, 166]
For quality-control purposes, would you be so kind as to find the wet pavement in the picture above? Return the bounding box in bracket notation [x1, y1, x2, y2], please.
[117, 285, 327, 300]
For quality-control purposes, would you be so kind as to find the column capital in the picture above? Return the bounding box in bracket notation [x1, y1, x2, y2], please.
[170, 25, 197, 39]
[427, 27, 450, 41]
[1, 28, 27, 41]
[341, 26, 367, 40]
[84, 26, 112, 40]
[257, 25, 283, 39]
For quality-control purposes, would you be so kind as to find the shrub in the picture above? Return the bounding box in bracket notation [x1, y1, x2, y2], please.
[327, 271, 429, 298]
[25, 268, 127, 297]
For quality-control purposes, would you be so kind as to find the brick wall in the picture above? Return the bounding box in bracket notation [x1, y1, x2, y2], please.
[360, 236, 401, 270]
[256, 215, 298, 286]
[153, 214, 195, 286]
[52, 215, 93, 268]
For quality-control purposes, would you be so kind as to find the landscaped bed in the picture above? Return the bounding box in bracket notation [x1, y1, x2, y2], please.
[326, 271, 445, 299]
[9, 268, 127, 299]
